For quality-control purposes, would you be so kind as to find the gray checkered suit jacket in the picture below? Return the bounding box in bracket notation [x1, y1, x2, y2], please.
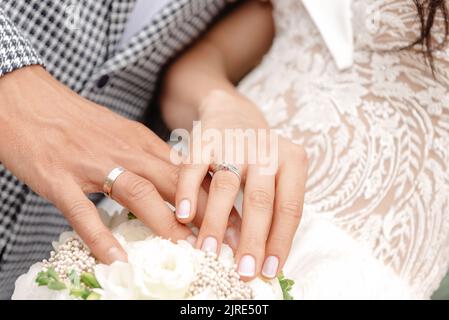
[0, 0, 231, 299]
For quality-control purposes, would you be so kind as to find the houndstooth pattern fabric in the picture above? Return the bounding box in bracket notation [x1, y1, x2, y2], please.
[0, 0, 232, 299]
[0, 8, 43, 76]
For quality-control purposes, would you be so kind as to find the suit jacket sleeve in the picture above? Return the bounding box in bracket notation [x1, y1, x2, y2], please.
[0, 7, 43, 77]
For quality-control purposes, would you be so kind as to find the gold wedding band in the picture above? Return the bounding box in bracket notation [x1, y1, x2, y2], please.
[103, 167, 126, 198]
[210, 163, 242, 182]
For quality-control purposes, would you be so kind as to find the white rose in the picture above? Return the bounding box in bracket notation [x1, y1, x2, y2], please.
[94, 238, 200, 300]
[248, 277, 283, 300]
[12, 263, 73, 300]
[94, 261, 137, 300]
[112, 219, 154, 243]
[128, 238, 199, 299]
[128, 238, 198, 299]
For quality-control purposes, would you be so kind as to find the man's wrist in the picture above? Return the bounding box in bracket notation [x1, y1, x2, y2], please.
[0, 66, 61, 159]
[0, 65, 45, 98]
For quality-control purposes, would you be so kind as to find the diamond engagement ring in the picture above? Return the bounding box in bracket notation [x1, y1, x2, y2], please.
[210, 163, 242, 182]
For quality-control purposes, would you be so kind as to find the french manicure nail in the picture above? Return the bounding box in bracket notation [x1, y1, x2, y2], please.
[176, 199, 191, 219]
[238, 255, 256, 277]
[201, 236, 218, 253]
[262, 256, 279, 278]
[107, 247, 127, 263]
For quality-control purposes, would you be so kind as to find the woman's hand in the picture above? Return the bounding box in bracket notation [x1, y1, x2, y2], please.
[0, 66, 200, 264]
[160, 0, 303, 280]
[174, 90, 308, 280]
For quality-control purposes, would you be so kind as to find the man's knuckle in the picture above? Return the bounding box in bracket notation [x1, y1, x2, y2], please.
[66, 200, 93, 219]
[164, 218, 182, 236]
[126, 179, 156, 201]
[87, 229, 110, 248]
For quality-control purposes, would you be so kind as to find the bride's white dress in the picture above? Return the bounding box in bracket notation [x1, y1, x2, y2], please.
[236, 0, 449, 299]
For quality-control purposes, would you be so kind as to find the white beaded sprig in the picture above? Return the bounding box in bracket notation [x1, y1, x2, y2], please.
[188, 252, 254, 300]
[42, 237, 96, 279]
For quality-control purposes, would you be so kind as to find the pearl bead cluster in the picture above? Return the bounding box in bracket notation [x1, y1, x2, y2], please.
[42, 237, 96, 279]
[188, 252, 254, 300]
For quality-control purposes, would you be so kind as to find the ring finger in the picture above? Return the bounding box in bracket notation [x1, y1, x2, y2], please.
[196, 164, 244, 254]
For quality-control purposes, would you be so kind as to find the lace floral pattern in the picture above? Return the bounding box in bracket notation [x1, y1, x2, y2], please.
[238, 0, 449, 298]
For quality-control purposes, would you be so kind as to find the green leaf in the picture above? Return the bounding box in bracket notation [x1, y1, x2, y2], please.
[47, 279, 67, 291]
[35, 268, 61, 287]
[80, 272, 101, 289]
[35, 268, 67, 291]
[86, 292, 101, 300]
[128, 212, 137, 220]
[35, 271, 50, 286]
[46, 268, 60, 281]
[278, 272, 295, 300]
[68, 270, 80, 287]
[70, 287, 91, 300]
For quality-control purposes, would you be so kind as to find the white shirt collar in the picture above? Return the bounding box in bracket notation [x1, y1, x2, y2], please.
[301, 0, 354, 70]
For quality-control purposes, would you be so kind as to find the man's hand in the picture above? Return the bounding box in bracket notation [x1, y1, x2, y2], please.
[0, 66, 201, 263]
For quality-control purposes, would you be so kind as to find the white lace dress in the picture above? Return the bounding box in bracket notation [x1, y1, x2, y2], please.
[238, 0, 449, 299]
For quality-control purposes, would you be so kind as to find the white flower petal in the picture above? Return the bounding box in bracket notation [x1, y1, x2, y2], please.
[12, 263, 73, 300]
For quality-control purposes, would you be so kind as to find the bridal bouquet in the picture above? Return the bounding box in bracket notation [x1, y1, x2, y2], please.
[12, 208, 294, 300]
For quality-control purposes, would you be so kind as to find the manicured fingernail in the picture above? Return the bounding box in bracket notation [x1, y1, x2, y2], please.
[201, 236, 217, 253]
[107, 247, 127, 263]
[186, 235, 197, 246]
[176, 199, 190, 219]
[238, 255, 256, 278]
[224, 227, 240, 249]
[262, 256, 279, 278]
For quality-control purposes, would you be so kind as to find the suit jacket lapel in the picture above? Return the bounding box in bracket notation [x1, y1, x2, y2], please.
[107, 0, 138, 60]
[97, 0, 199, 78]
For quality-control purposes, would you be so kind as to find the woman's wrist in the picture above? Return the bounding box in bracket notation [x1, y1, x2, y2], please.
[160, 63, 236, 130]
[198, 89, 270, 129]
